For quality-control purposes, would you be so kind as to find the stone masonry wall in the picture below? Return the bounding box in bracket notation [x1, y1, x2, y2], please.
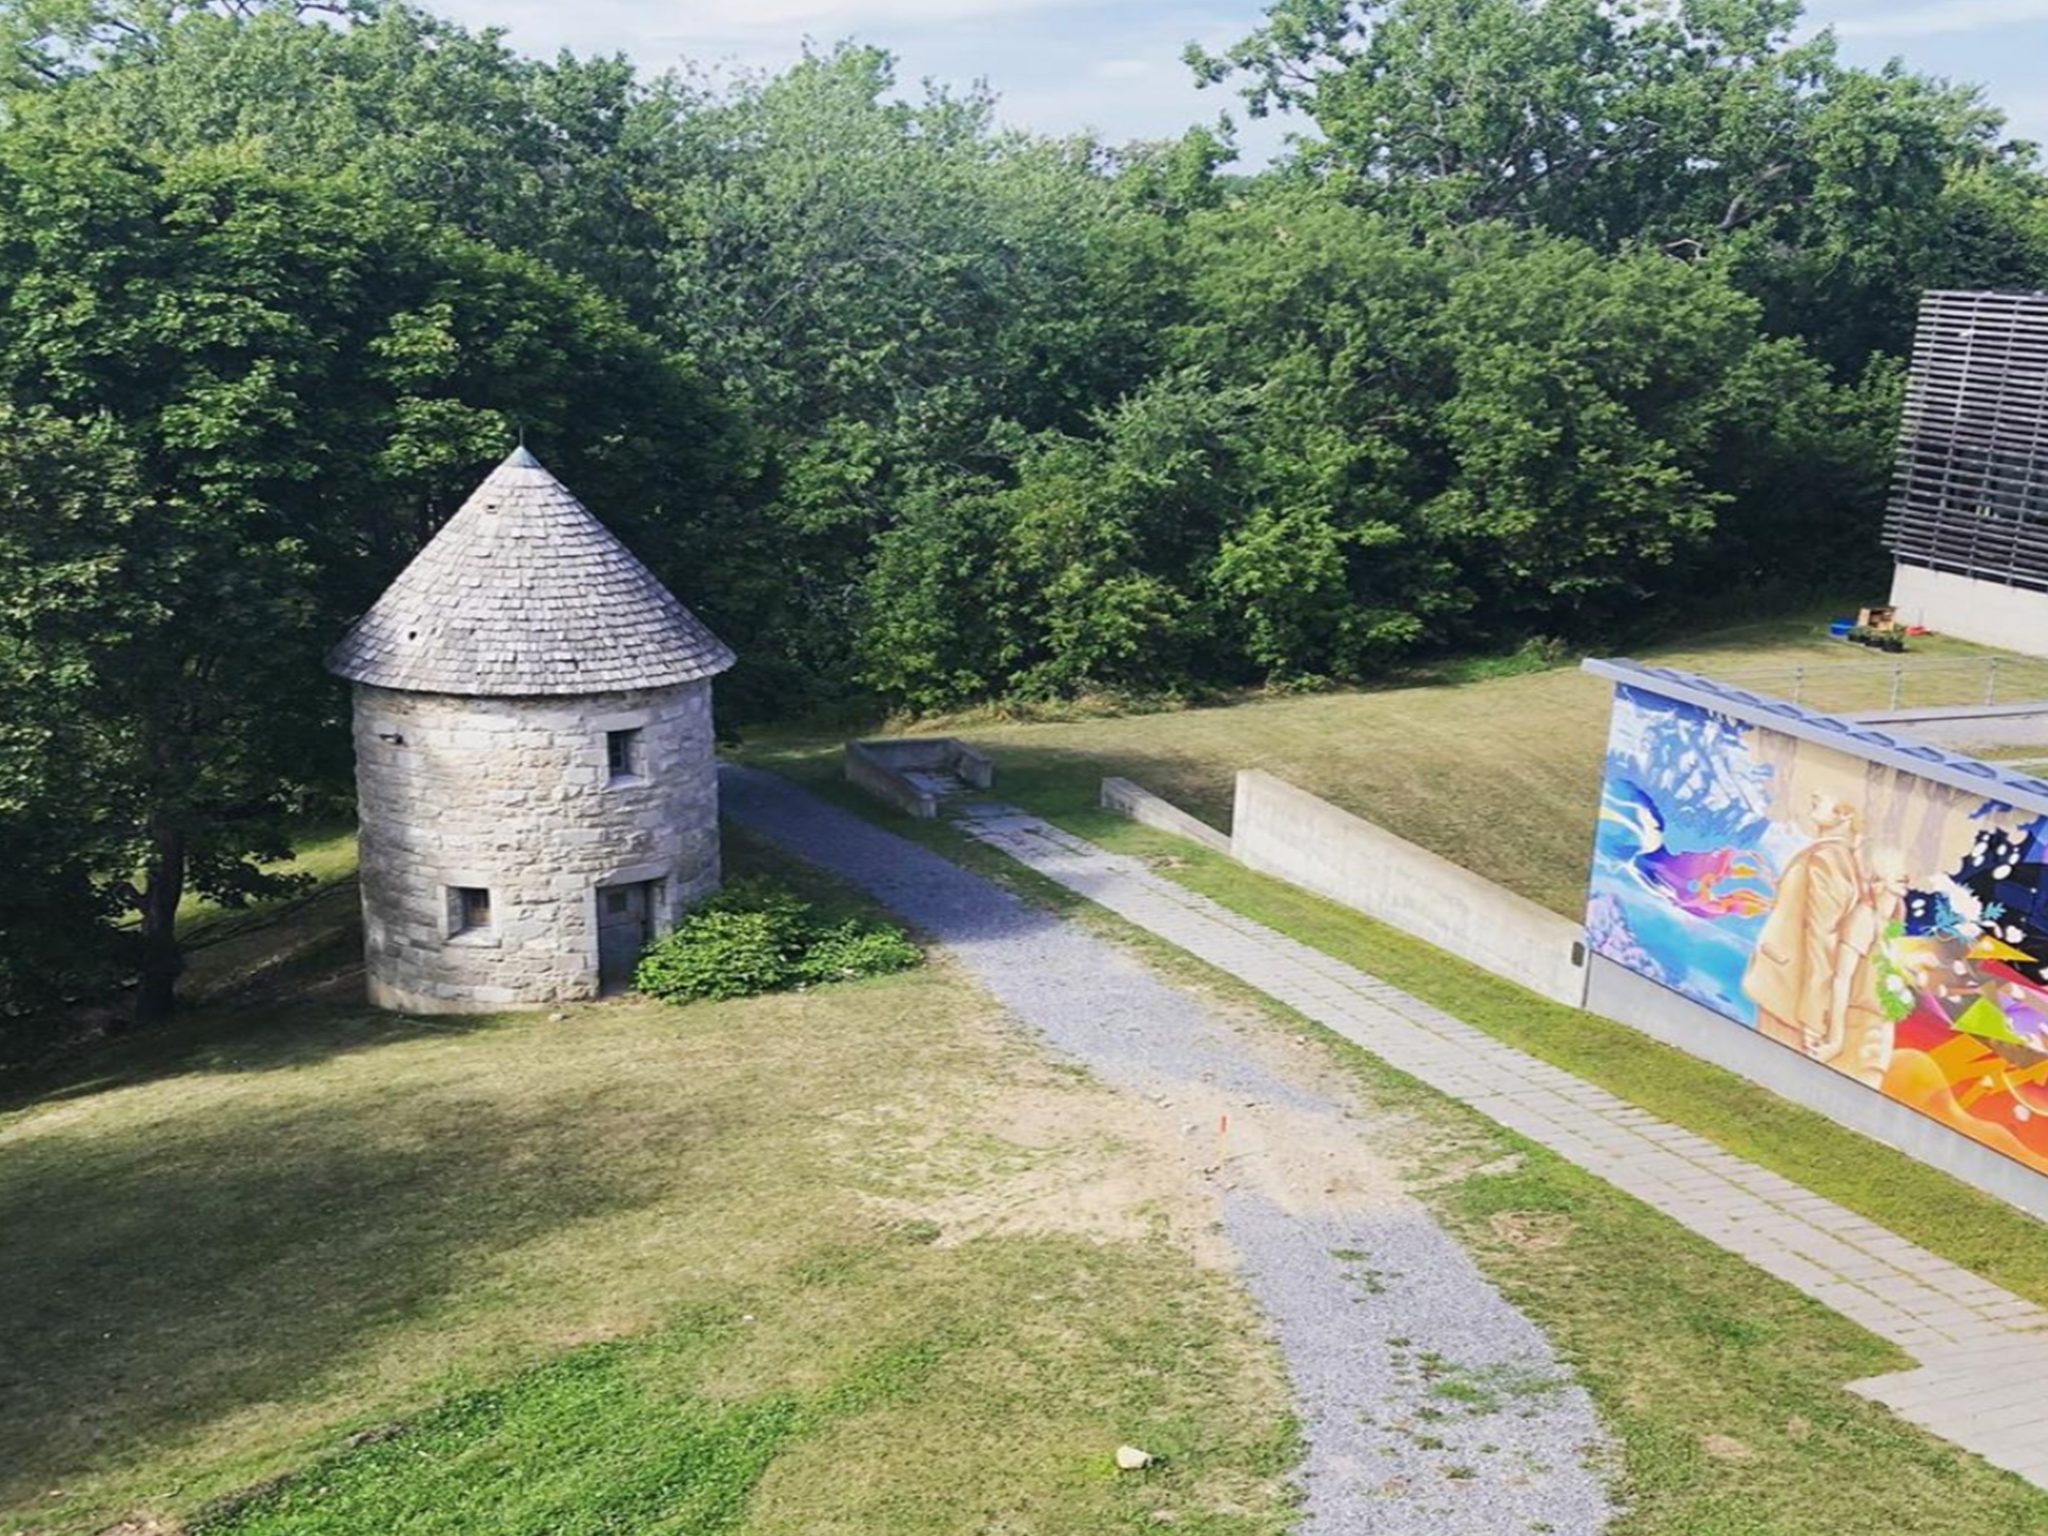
[351, 680, 719, 1014]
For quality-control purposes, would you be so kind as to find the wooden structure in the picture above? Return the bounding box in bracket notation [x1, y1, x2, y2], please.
[1884, 291, 2048, 655]
[1885, 291, 2048, 587]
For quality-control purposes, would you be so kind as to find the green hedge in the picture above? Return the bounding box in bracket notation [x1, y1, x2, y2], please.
[634, 879, 921, 1003]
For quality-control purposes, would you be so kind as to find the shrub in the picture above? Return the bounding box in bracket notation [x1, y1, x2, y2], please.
[797, 919, 923, 984]
[633, 908, 802, 1002]
[633, 881, 922, 1003]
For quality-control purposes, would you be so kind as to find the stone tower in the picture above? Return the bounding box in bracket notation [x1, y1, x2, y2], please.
[327, 448, 735, 1014]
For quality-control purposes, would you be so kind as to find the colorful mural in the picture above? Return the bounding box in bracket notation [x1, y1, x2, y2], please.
[1588, 684, 2048, 1175]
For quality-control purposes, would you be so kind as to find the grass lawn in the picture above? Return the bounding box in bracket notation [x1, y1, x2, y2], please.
[761, 610, 2048, 917]
[0, 836, 1295, 1536]
[22, 599, 2048, 1536]
[174, 823, 364, 1007]
[732, 750, 2048, 1536]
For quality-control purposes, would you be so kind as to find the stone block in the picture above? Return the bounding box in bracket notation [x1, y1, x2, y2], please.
[350, 679, 721, 1015]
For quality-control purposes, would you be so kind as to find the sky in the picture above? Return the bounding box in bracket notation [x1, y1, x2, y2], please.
[426, 1, 2048, 164]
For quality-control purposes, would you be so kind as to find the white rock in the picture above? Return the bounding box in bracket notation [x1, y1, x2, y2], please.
[1115, 1445, 1155, 1471]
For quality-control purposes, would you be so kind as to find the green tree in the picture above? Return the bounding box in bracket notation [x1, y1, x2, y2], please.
[0, 133, 730, 1020]
[0, 410, 137, 1023]
[3, 0, 690, 321]
[1191, 0, 2048, 370]
[1172, 195, 1462, 673]
[1421, 231, 1751, 625]
[646, 46, 1164, 702]
[860, 377, 1244, 707]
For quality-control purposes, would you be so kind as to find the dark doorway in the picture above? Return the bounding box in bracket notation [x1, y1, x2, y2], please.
[597, 879, 658, 993]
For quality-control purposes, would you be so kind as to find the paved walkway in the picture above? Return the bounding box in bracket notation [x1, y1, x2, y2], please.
[948, 802, 2048, 1491]
[722, 766, 1614, 1535]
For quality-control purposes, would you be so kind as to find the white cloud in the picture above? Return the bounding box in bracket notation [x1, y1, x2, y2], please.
[1826, 0, 2048, 38]
[436, 0, 1103, 54]
[415, 2, 1298, 161]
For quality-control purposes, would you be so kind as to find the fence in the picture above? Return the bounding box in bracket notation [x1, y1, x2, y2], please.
[1713, 655, 2048, 716]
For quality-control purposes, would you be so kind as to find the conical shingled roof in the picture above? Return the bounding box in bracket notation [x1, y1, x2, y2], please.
[327, 448, 735, 697]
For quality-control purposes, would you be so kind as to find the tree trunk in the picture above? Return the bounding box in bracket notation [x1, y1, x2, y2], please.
[133, 821, 187, 1025]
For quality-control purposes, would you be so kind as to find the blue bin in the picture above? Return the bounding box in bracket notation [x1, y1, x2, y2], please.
[1828, 619, 1855, 638]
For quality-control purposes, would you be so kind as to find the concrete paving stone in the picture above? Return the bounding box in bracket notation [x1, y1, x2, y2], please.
[1917, 1339, 2048, 1372]
[1875, 1370, 2039, 1418]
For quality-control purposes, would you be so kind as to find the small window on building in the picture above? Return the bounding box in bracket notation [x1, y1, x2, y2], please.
[604, 888, 631, 916]
[606, 728, 644, 782]
[451, 886, 492, 935]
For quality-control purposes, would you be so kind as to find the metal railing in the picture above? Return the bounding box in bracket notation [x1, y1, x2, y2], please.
[1711, 655, 2048, 715]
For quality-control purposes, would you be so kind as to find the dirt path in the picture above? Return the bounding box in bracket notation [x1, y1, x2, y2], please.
[722, 766, 1614, 1534]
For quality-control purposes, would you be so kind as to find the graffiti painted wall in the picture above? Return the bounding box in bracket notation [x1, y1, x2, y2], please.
[1588, 683, 2048, 1175]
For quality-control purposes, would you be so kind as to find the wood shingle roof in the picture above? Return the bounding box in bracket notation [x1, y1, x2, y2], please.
[327, 448, 734, 697]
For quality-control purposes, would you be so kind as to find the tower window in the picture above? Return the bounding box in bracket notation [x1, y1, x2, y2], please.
[451, 886, 493, 935]
[606, 728, 644, 782]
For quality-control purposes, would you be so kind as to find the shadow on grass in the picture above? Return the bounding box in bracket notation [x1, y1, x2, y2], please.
[180, 880, 366, 1001]
[2, 871, 384, 1111]
[0, 992, 513, 1121]
[0, 1069, 712, 1510]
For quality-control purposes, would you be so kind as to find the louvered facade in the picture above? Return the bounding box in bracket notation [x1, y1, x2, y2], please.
[1885, 292, 2048, 657]
[1886, 291, 2048, 585]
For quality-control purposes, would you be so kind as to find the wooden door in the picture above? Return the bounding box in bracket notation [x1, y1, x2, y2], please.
[597, 880, 653, 993]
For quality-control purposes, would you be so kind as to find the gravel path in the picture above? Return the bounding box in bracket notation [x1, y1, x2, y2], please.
[722, 766, 1614, 1534]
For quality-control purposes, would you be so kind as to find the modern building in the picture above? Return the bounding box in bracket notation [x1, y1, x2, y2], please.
[1885, 289, 2048, 653]
[327, 447, 734, 1014]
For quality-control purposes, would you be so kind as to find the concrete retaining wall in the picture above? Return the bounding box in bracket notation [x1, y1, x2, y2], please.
[844, 737, 994, 819]
[1584, 955, 2048, 1221]
[1891, 561, 2048, 661]
[1230, 770, 1588, 1006]
[844, 740, 934, 818]
[1099, 777, 1231, 853]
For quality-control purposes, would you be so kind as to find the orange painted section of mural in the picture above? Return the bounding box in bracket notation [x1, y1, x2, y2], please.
[1588, 684, 2048, 1176]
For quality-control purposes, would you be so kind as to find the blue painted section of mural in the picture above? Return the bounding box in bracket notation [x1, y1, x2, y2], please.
[1585, 674, 2048, 1177]
[1588, 687, 1778, 1022]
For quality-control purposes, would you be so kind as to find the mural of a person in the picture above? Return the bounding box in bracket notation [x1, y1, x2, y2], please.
[1813, 845, 1911, 1087]
[1591, 683, 2048, 1175]
[1742, 791, 1863, 1049]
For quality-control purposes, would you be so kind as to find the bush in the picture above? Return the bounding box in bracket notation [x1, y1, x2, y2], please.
[796, 919, 923, 984]
[633, 882, 922, 1003]
[631, 908, 803, 1002]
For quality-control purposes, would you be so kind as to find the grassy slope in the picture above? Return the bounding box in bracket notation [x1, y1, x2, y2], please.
[791, 613, 2046, 918]
[736, 614, 2048, 1311]
[737, 728, 2048, 1535]
[0, 836, 1294, 1536]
